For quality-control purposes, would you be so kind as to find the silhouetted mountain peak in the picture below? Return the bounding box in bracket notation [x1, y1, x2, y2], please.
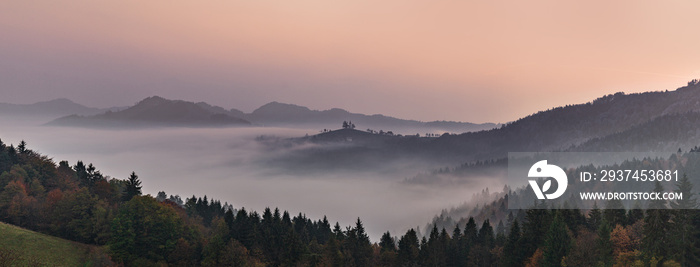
[49, 96, 250, 128]
[136, 96, 171, 107]
[246, 101, 495, 133]
[252, 101, 312, 115]
[0, 98, 109, 116]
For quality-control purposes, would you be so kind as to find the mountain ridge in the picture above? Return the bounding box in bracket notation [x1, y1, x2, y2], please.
[43, 96, 496, 132]
[0, 98, 121, 117]
[246, 101, 496, 133]
[270, 80, 700, 170]
[47, 96, 251, 128]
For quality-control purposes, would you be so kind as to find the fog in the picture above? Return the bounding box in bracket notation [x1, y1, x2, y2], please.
[0, 115, 502, 240]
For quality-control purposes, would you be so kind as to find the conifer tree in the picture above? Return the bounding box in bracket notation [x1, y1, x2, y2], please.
[597, 220, 613, 267]
[123, 171, 142, 201]
[670, 174, 699, 266]
[643, 181, 670, 263]
[542, 214, 571, 267]
[349, 218, 372, 266]
[449, 225, 465, 267]
[379, 231, 396, 252]
[17, 140, 26, 154]
[397, 228, 420, 266]
[588, 201, 602, 230]
[503, 220, 523, 267]
[603, 198, 626, 227]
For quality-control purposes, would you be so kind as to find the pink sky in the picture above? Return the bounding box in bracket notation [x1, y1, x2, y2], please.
[1, 1, 699, 122]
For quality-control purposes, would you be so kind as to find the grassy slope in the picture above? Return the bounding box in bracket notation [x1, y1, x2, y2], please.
[0, 222, 109, 266]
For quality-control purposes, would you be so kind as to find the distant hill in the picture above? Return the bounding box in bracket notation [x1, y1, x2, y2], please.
[246, 101, 496, 134]
[428, 80, 700, 159]
[0, 222, 111, 266]
[269, 80, 700, 170]
[0, 98, 118, 117]
[49, 96, 251, 128]
[46, 96, 495, 132]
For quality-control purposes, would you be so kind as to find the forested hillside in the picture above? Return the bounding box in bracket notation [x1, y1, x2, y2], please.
[277, 81, 700, 168]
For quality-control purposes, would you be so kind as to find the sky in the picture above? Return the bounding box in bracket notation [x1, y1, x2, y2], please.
[1, 1, 699, 123]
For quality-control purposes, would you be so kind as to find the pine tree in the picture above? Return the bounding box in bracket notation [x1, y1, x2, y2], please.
[398, 228, 420, 266]
[7, 145, 17, 164]
[378, 231, 398, 267]
[333, 222, 344, 241]
[469, 220, 495, 266]
[561, 204, 586, 233]
[503, 220, 523, 267]
[438, 228, 450, 265]
[670, 174, 698, 210]
[379, 231, 396, 252]
[670, 174, 699, 266]
[643, 181, 670, 263]
[17, 140, 26, 154]
[449, 225, 464, 267]
[344, 218, 372, 267]
[73, 161, 89, 185]
[597, 220, 613, 267]
[224, 209, 235, 238]
[464, 217, 478, 245]
[522, 208, 551, 259]
[603, 198, 626, 227]
[478, 220, 495, 247]
[423, 225, 447, 266]
[588, 201, 602, 230]
[418, 236, 428, 265]
[495, 220, 506, 246]
[542, 214, 571, 267]
[123, 171, 142, 201]
[627, 201, 644, 225]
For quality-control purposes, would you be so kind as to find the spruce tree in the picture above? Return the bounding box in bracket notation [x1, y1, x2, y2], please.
[597, 220, 613, 267]
[495, 220, 506, 246]
[503, 220, 523, 267]
[627, 201, 644, 225]
[350, 218, 372, 266]
[670, 174, 699, 266]
[542, 214, 571, 267]
[123, 171, 142, 201]
[643, 181, 670, 263]
[379, 231, 396, 252]
[588, 201, 602, 230]
[463, 217, 478, 246]
[397, 228, 420, 266]
[17, 140, 26, 154]
[333, 222, 344, 240]
[449, 225, 464, 267]
[603, 198, 626, 227]
[522, 208, 551, 259]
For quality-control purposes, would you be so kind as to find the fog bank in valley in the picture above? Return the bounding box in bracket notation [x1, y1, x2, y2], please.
[0, 116, 499, 240]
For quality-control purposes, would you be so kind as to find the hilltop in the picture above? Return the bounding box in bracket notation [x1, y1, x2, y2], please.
[246, 101, 496, 133]
[269, 80, 700, 170]
[0, 98, 120, 117]
[48, 96, 251, 128]
[43, 97, 495, 132]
